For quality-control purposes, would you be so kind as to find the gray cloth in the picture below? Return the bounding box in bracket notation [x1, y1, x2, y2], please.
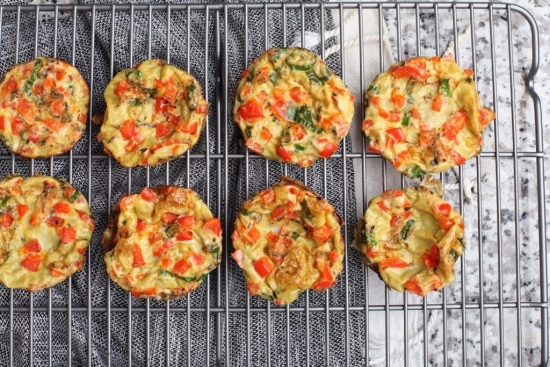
[0, 1, 365, 366]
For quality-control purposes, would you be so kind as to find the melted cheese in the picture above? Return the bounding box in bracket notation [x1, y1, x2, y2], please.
[101, 59, 208, 167]
[363, 56, 495, 177]
[103, 186, 222, 300]
[355, 186, 464, 296]
[0, 175, 94, 291]
[0, 57, 89, 158]
[233, 47, 354, 167]
[232, 180, 343, 304]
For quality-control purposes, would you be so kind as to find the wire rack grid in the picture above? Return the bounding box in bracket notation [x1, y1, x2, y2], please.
[0, 2, 546, 366]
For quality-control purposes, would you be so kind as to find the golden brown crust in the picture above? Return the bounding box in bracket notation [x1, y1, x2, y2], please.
[0, 57, 89, 158]
[231, 180, 343, 304]
[354, 185, 464, 296]
[363, 56, 495, 177]
[103, 185, 222, 300]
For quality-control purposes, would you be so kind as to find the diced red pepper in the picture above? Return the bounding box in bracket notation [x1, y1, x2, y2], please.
[362, 119, 374, 131]
[379, 257, 410, 269]
[431, 95, 443, 112]
[392, 150, 412, 168]
[22, 239, 41, 253]
[178, 122, 198, 135]
[21, 253, 42, 272]
[442, 109, 467, 140]
[391, 88, 406, 107]
[176, 230, 194, 241]
[376, 200, 391, 212]
[51, 268, 64, 277]
[438, 216, 454, 231]
[328, 250, 339, 263]
[17, 204, 28, 218]
[54, 202, 71, 214]
[232, 249, 244, 268]
[248, 226, 261, 243]
[311, 224, 334, 244]
[45, 216, 64, 228]
[277, 146, 292, 162]
[387, 127, 406, 143]
[260, 189, 276, 205]
[450, 149, 466, 166]
[437, 203, 452, 216]
[140, 188, 158, 202]
[271, 100, 288, 121]
[290, 87, 307, 103]
[43, 118, 62, 132]
[120, 119, 137, 139]
[177, 215, 195, 229]
[115, 80, 130, 98]
[61, 227, 76, 244]
[153, 241, 174, 257]
[137, 219, 147, 232]
[17, 98, 33, 116]
[260, 127, 272, 141]
[404, 276, 424, 296]
[0, 116, 5, 130]
[479, 108, 494, 127]
[133, 243, 145, 267]
[1, 76, 18, 97]
[411, 108, 420, 119]
[238, 99, 264, 119]
[253, 256, 273, 278]
[173, 258, 191, 275]
[246, 281, 260, 295]
[390, 65, 425, 80]
[421, 244, 440, 270]
[318, 142, 338, 159]
[156, 123, 171, 138]
[51, 100, 65, 116]
[161, 212, 178, 224]
[155, 97, 169, 113]
[12, 118, 24, 135]
[203, 218, 221, 237]
[196, 104, 207, 114]
[312, 260, 334, 291]
[191, 253, 205, 265]
[271, 205, 287, 221]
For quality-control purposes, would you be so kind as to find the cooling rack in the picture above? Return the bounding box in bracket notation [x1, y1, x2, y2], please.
[0, 2, 546, 366]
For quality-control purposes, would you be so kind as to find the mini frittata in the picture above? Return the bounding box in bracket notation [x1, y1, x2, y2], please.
[231, 177, 343, 304]
[355, 185, 464, 296]
[233, 47, 355, 167]
[363, 56, 495, 178]
[0, 57, 89, 158]
[100, 59, 208, 167]
[0, 174, 94, 291]
[103, 186, 222, 300]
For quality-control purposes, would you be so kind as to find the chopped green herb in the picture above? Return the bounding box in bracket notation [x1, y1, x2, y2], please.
[240, 208, 252, 216]
[360, 228, 368, 244]
[187, 83, 198, 110]
[440, 79, 451, 97]
[24, 58, 42, 95]
[268, 70, 278, 85]
[307, 71, 323, 84]
[129, 99, 141, 106]
[285, 105, 297, 121]
[69, 188, 81, 203]
[300, 199, 313, 219]
[368, 234, 377, 247]
[466, 77, 472, 83]
[294, 144, 306, 152]
[399, 219, 415, 240]
[207, 244, 220, 261]
[410, 166, 426, 179]
[245, 126, 252, 138]
[5, 251, 9, 260]
[458, 237, 464, 247]
[401, 114, 411, 127]
[295, 106, 318, 132]
[286, 50, 316, 70]
[127, 70, 142, 83]
[367, 85, 380, 94]
[450, 249, 459, 261]
[1, 196, 10, 208]
[291, 232, 299, 240]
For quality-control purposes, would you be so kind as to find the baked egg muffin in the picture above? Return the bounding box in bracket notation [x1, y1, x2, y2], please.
[233, 47, 354, 167]
[100, 59, 208, 167]
[355, 184, 464, 296]
[231, 177, 343, 304]
[363, 56, 495, 178]
[103, 186, 222, 300]
[0, 174, 94, 291]
[0, 57, 89, 158]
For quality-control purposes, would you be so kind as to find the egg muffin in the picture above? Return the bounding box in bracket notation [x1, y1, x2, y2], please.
[0, 174, 94, 291]
[103, 186, 222, 300]
[0, 57, 89, 158]
[231, 177, 343, 304]
[355, 184, 464, 296]
[233, 47, 354, 167]
[100, 59, 208, 167]
[362, 56, 495, 178]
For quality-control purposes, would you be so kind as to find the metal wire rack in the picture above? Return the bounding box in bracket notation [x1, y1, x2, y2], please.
[0, 2, 546, 366]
